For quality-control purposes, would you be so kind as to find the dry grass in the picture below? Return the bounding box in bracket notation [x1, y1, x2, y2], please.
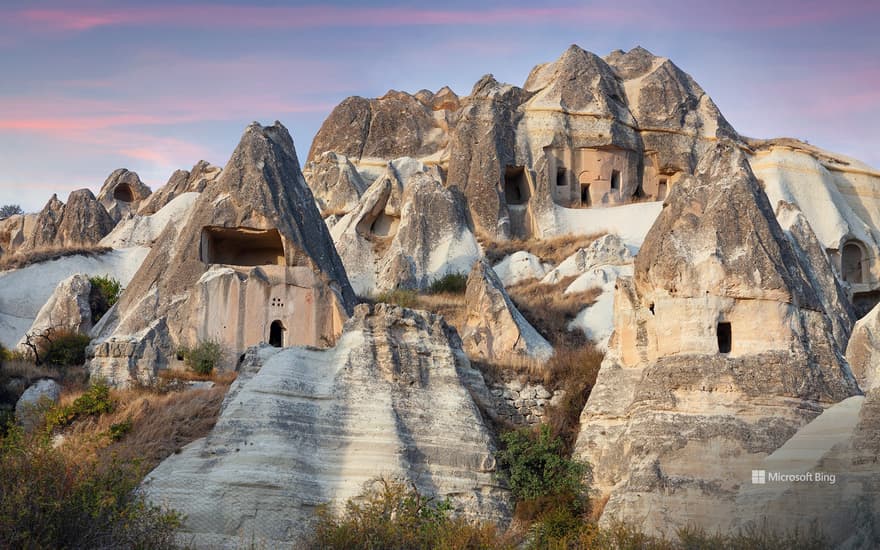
[56, 372, 234, 472]
[411, 292, 468, 330]
[479, 231, 604, 266]
[0, 245, 112, 271]
[507, 276, 603, 348]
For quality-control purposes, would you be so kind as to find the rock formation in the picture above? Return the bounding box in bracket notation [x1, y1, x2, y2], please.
[143, 304, 510, 547]
[461, 259, 553, 363]
[541, 234, 632, 284]
[309, 45, 737, 241]
[573, 141, 860, 536]
[15, 274, 93, 355]
[96, 168, 152, 222]
[845, 302, 880, 394]
[302, 151, 368, 216]
[138, 161, 221, 216]
[15, 378, 61, 431]
[330, 158, 480, 294]
[21, 189, 115, 252]
[88, 122, 356, 386]
[0, 212, 36, 259]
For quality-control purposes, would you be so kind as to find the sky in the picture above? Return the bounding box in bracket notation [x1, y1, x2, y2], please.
[0, 0, 878, 212]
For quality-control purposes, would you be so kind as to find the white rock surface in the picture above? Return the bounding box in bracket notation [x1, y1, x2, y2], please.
[100, 192, 199, 248]
[567, 264, 633, 348]
[143, 304, 510, 548]
[15, 378, 61, 431]
[15, 274, 93, 354]
[492, 251, 548, 287]
[541, 234, 631, 284]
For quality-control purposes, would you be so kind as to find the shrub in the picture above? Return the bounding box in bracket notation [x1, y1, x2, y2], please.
[497, 424, 589, 503]
[45, 382, 114, 432]
[308, 477, 512, 550]
[0, 204, 23, 220]
[88, 275, 122, 322]
[0, 425, 181, 548]
[374, 289, 419, 309]
[178, 340, 223, 375]
[40, 330, 91, 367]
[428, 272, 468, 294]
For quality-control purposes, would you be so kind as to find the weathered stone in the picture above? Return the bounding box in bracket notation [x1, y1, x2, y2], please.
[16, 274, 92, 355]
[460, 258, 553, 363]
[22, 190, 115, 252]
[143, 304, 511, 547]
[302, 151, 368, 216]
[15, 378, 61, 431]
[138, 161, 221, 216]
[97, 169, 152, 223]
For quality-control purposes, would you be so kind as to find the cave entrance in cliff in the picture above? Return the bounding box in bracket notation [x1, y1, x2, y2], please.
[504, 166, 529, 205]
[269, 320, 285, 348]
[113, 183, 134, 202]
[580, 184, 591, 207]
[843, 241, 865, 284]
[717, 322, 732, 354]
[556, 167, 568, 188]
[657, 179, 668, 201]
[201, 226, 285, 266]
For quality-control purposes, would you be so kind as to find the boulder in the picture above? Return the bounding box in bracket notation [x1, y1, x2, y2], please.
[88, 122, 357, 386]
[15, 274, 92, 355]
[573, 141, 860, 536]
[15, 378, 61, 431]
[138, 161, 221, 216]
[461, 259, 553, 363]
[541, 234, 632, 284]
[492, 251, 547, 287]
[96, 169, 152, 222]
[143, 303, 511, 547]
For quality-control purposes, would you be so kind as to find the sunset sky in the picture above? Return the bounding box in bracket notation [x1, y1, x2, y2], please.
[1, 0, 878, 212]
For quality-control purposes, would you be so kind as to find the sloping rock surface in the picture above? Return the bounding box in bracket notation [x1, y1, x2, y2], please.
[143, 304, 510, 548]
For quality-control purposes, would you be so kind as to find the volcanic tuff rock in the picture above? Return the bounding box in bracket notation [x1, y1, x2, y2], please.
[88, 122, 356, 386]
[15, 274, 93, 354]
[138, 160, 221, 215]
[309, 45, 739, 240]
[574, 141, 860, 536]
[461, 258, 553, 363]
[330, 158, 480, 294]
[541, 233, 632, 284]
[15, 379, 61, 432]
[0, 212, 36, 259]
[22, 189, 115, 252]
[302, 151, 368, 215]
[143, 303, 511, 547]
[97, 168, 152, 222]
[847, 302, 880, 392]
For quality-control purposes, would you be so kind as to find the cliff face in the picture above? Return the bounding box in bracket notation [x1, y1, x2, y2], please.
[573, 141, 860, 535]
[143, 304, 511, 548]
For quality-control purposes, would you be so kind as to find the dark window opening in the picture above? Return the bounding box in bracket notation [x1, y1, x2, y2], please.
[201, 226, 285, 266]
[113, 183, 134, 202]
[580, 184, 591, 207]
[610, 170, 621, 191]
[632, 181, 645, 199]
[717, 322, 731, 354]
[842, 242, 864, 284]
[649, 302, 655, 315]
[556, 167, 567, 187]
[269, 320, 285, 348]
[504, 166, 530, 205]
[657, 179, 668, 201]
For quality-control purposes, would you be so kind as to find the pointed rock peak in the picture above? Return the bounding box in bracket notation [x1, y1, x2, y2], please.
[435, 85, 457, 97]
[636, 140, 820, 308]
[45, 194, 63, 208]
[605, 45, 663, 80]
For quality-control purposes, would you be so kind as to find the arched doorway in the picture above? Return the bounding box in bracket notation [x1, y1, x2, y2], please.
[269, 320, 285, 348]
[842, 241, 865, 284]
[113, 183, 134, 202]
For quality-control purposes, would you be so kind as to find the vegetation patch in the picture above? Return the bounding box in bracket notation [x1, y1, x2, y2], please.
[479, 232, 603, 266]
[88, 275, 122, 322]
[0, 245, 113, 272]
[373, 289, 419, 309]
[427, 272, 468, 294]
[44, 382, 114, 432]
[178, 340, 224, 375]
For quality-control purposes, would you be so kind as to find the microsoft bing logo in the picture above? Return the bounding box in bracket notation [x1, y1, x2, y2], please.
[751, 470, 766, 484]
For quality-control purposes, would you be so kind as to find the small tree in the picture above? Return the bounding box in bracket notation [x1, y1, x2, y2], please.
[0, 204, 23, 220]
[178, 340, 223, 375]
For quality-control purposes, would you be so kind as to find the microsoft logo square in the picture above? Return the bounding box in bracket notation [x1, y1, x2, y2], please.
[752, 470, 766, 484]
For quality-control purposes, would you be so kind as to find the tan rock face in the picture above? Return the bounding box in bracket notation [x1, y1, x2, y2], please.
[302, 151, 367, 215]
[309, 45, 738, 240]
[461, 259, 553, 363]
[16, 274, 93, 355]
[96, 169, 152, 222]
[847, 302, 880, 392]
[143, 304, 511, 548]
[137, 160, 221, 216]
[88, 122, 357, 386]
[22, 189, 115, 252]
[574, 141, 860, 536]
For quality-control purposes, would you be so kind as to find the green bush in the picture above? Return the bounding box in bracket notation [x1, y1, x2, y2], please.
[0, 425, 181, 548]
[89, 275, 122, 322]
[178, 340, 223, 375]
[374, 289, 419, 309]
[497, 424, 589, 503]
[428, 272, 468, 294]
[309, 478, 511, 550]
[41, 331, 91, 367]
[45, 382, 114, 432]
